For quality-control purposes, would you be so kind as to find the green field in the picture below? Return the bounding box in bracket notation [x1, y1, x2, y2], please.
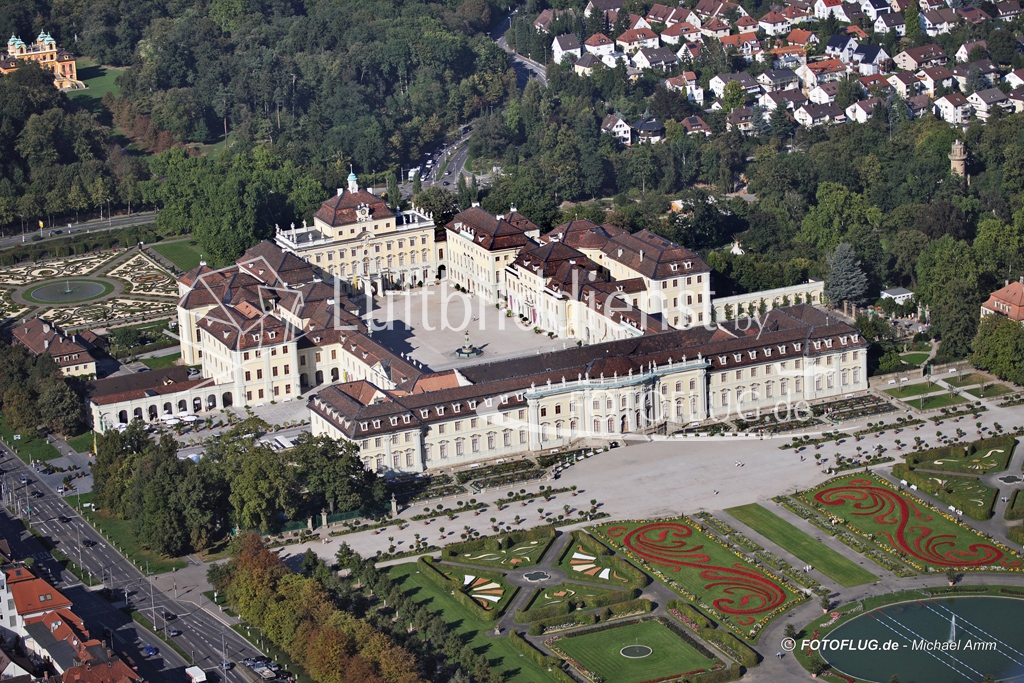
[900, 352, 929, 365]
[66, 492, 187, 573]
[140, 352, 181, 370]
[0, 415, 62, 463]
[945, 372, 990, 388]
[914, 393, 967, 410]
[389, 562, 562, 683]
[966, 383, 1014, 399]
[884, 382, 942, 399]
[151, 240, 204, 271]
[64, 431, 96, 454]
[67, 57, 125, 116]
[554, 619, 718, 683]
[724, 504, 878, 587]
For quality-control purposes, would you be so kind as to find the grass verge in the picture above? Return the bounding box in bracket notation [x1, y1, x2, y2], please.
[965, 383, 1014, 399]
[724, 504, 878, 587]
[64, 431, 96, 454]
[232, 621, 309, 680]
[899, 352, 929, 365]
[151, 240, 205, 271]
[140, 352, 182, 370]
[131, 610, 191, 662]
[0, 415, 63, 463]
[884, 382, 943, 399]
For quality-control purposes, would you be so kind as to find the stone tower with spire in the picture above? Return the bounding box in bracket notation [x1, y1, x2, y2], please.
[949, 139, 967, 177]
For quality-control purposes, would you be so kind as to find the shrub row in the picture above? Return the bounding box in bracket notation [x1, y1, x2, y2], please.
[697, 627, 760, 668]
[1006, 490, 1024, 521]
[667, 600, 715, 630]
[417, 557, 511, 622]
[685, 664, 744, 683]
[906, 434, 1016, 473]
[1009, 526, 1024, 545]
[507, 631, 575, 683]
[527, 612, 596, 636]
[659, 615, 718, 660]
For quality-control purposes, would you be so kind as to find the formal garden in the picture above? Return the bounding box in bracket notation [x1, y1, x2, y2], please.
[796, 473, 1022, 572]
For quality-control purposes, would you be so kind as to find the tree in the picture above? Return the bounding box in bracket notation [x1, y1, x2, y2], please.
[834, 76, 862, 110]
[904, 0, 920, 38]
[769, 106, 793, 141]
[293, 434, 386, 514]
[825, 243, 868, 305]
[971, 313, 1024, 384]
[413, 186, 459, 229]
[3, 385, 39, 433]
[37, 380, 82, 436]
[385, 171, 400, 209]
[799, 183, 881, 253]
[411, 170, 422, 195]
[722, 80, 747, 112]
[228, 445, 299, 532]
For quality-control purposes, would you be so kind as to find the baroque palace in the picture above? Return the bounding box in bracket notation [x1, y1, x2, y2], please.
[86, 179, 857, 475]
[1, 32, 82, 90]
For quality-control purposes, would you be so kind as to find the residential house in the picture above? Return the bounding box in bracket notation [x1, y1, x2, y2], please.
[956, 40, 987, 62]
[758, 68, 801, 91]
[601, 113, 632, 144]
[875, 11, 906, 35]
[860, 0, 891, 20]
[795, 102, 846, 126]
[846, 23, 869, 40]
[860, 73, 893, 95]
[907, 93, 932, 118]
[920, 0, 946, 9]
[815, 0, 845, 18]
[788, 0, 815, 14]
[584, 33, 616, 56]
[952, 59, 1000, 91]
[677, 42, 702, 61]
[933, 93, 972, 123]
[894, 44, 947, 70]
[825, 34, 859, 63]
[665, 71, 705, 104]
[1005, 67, 1024, 88]
[981, 278, 1024, 321]
[11, 319, 100, 377]
[957, 6, 991, 24]
[633, 46, 679, 70]
[845, 97, 882, 122]
[701, 17, 732, 38]
[574, 52, 604, 76]
[585, 0, 622, 17]
[772, 45, 808, 70]
[760, 10, 792, 34]
[680, 115, 714, 135]
[888, 71, 921, 98]
[796, 58, 849, 89]
[534, 8, 576, 32]
[1007, 86, 1024, 113]
[660, 22, 701, 44]
[552, 34, 582, 64]
[621, 13, 653, 30]
[632, 117, 666, 143]
[695, 0, 748, 19]
[968, 87, 1012, 120]
[709, 71, 760, 97]
[782, 5, 813, 23]
[736, 15, 761, 31]
[890, 0, 911, 10]
[809, 82, 840, 103]
[786, 28, 818, 46]
[759, 88, 808, 110]
[616, 28, 660, 53]
[996, 0, 1024, 20]
[852, 44, 890, 74]
[647, 4, 700, 26]
[839, 3, 865, 22]
[726, 107, 756, 133]
[920, 8, 960, 35]
[916, 65, 954, 95]
[720, 32, 762, 61]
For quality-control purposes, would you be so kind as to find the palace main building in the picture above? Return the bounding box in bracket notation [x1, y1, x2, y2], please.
[88, 180, 863, 474]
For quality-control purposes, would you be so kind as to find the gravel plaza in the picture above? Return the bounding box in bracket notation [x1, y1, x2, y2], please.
[366, 284, 579, 370]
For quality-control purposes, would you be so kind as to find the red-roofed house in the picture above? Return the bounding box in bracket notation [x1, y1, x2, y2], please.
[10, 319, 99, 377]
[660, 22, 701, 44]
[616, 28, 660, 53]
[981, 279, 1024, 322]
[701, 17, 731, 38]
[720, 32, 763, 60]
[815, 0, 844, 19]
[584, 32, 616, 56]
[760, 10, 792, 34]
[787, 28, 819, 46]
[933, 93, 972, 123]
[665, 71, 705, 104]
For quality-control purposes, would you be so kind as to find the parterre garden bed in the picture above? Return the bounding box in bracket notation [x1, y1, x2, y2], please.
[901, 435, 1016, 474]
[441, 526, 555, 569]
[593, 518, 805, 638]
[813, 394, 896, 421]
[890, 465, 998, 520]
[556, 531, 647, 587]
[796, 473, 1022, 572]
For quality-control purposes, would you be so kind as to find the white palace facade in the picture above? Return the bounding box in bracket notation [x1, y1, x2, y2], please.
[86, 180, 868, 476]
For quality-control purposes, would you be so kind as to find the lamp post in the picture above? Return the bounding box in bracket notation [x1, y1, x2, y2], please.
[106, 198, 112, 227]
[220, 631, 228, 677]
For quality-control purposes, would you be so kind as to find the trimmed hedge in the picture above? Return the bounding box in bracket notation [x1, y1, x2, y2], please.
[527, 612, 597, 636]
[659, 615, 718, 660]
[698, 627, 760, 668]
[507, 631, 575, 683]
[442, 524, 556, 559]
[1006, 489, 1024, 521]
[606, 597, 653, 617]
[687, 664, 744, 683]
[667, 600, 715, 630]
[1009, 525, 1024, 545]
[516, 587, 640, 623]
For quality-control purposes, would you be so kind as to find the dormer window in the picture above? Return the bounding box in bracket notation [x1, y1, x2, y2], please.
[824, 339, 833, 348]
[684, 261, 692, 270]
[763, 348, 771, 357]
[852, 334, 859, 342]
[778, 345, 786, 353]
[372, 419, 381, 428]
[468, 400, 477, 409]
[813, 341, 821, 350]
[748, 350, 756, 359]
[840, 335, 848, 344]
[794, 343, 802, 351]
[670, 263, 679, 271]
[718, 355, 728, 364]
[452, 404, 461, 413]
[485, 398, 493, 407]
[437, 406, 445, 415]
[420, 409, 429, 418]
[403, 415, 411, 424]
[516, 393, 524, 400]
[733, 353, 742, 362]
[360, 421, 368, 431]
[269, 331, 276, 339]
[390, 417, 398, 426]
[314, 336, 321, 343]
[252, 334, 260, 341]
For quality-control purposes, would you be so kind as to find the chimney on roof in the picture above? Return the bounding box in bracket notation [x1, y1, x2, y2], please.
[43, 323, 50, 334]
[640, 250, 644, 262]
[44, 339, 50, 350]
[337, 187, 344, 197]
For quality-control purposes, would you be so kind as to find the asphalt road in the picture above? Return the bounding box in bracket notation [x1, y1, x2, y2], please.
[0, 445, 263, 683]
[0, 212, 158, 249]
[492, 10, 548, 88]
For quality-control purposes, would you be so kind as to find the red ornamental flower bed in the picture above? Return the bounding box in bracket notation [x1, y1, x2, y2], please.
[605, 521, 787, 618]
[812, 477, 1007, 568]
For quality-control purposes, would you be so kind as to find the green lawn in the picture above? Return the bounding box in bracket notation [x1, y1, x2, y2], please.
[899, 352, 929, 365]
[554, 619, 718, 683]
[884, 382, 943, 399]
[0, 415, 62, 463]
[914, 393, 967, 410]
[389, 562, 563, 683]
[65, 492, 187, 573]
[151, 240, 205, 271]
[64, 431, 96, 454]
[522, 582, 621, 612]
[966, 383, 1015, 399]
[446, 535, 553, 569]
[945, 372, 990, 388]
[67, 57, 125, 117]
[140, 352, 181, 370]
[724, 504, 878, 587]
[797, 474, 1016, 572]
